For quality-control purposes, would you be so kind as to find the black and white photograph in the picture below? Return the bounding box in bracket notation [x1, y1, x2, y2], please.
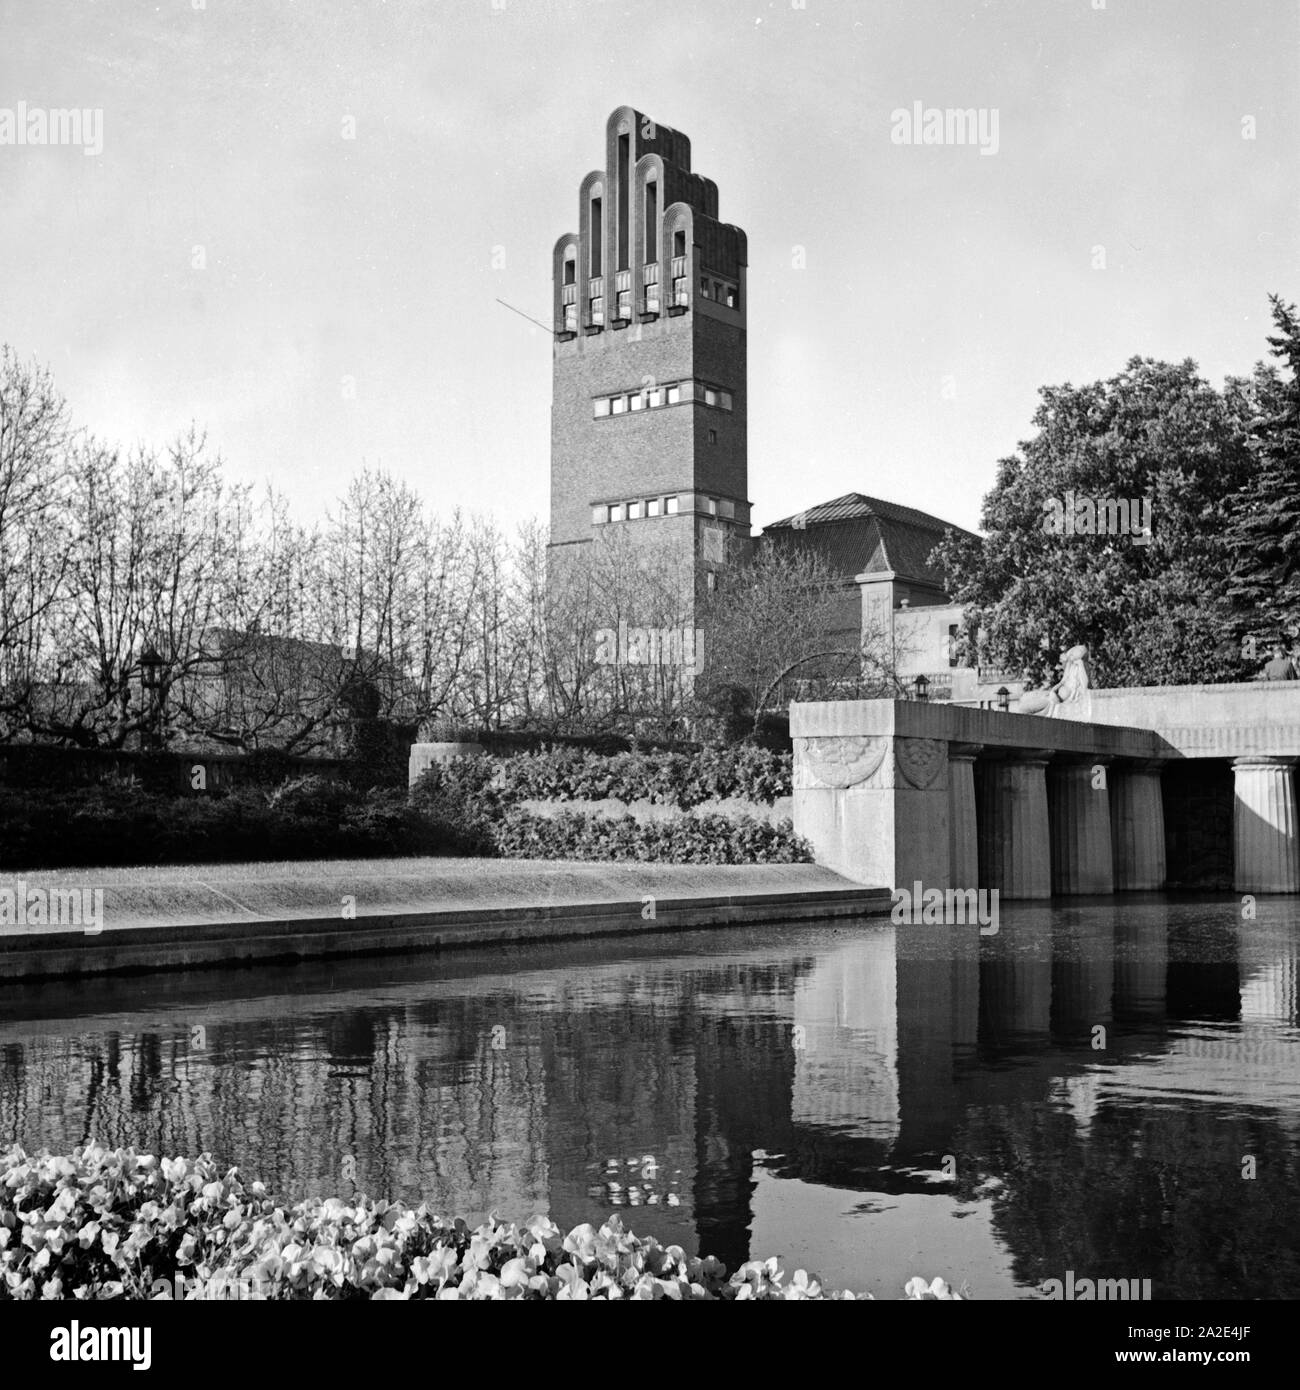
[1, 0, 1297, 1363]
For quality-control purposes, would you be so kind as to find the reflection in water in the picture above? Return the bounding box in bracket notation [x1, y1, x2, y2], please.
[1, 897, 1298, 1298]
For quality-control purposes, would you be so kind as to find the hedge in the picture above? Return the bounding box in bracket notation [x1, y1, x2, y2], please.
[0, 748, 803, 870]
[408, 756, 811, 864]
[409, 745, 795, 818]
[0, 1144, 963, 1301]
[493, 809, 812, 864]
[490, 744, 792, 809]
[0, 775, 485, 870]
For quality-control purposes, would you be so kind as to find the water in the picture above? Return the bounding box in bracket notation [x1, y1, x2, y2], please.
[2, 895, 1298, 1299]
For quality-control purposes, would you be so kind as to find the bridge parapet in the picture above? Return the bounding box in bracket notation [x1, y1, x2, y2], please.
[1059, 681, 1300, 758]
[791, 698, 1168, 763]
[789, 699, 1169, 895]
[790, 695, 1299, 896]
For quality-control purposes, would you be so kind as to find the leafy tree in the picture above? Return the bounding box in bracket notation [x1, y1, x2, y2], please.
[1222, 295, 1300, 650]
[934, 354, 1263, 688]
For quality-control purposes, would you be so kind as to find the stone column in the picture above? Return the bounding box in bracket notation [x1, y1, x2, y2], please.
[978, 750, 1053, 900]
[1110, 759, 1167, 890]
[1049, 757, 1115, 895]
[947, 744, 981, 891]
[1232, 756, 1300, 894]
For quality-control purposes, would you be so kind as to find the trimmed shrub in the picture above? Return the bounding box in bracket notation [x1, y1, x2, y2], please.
[493, 810, 812, 865]
[265, 773, 354, 821]
[0, 778, 472, 870]
[0, 1144, 964, 1300]
[0, 747, 799, 870]
[407, 757, 501, 856]
[436, 744, 793, 810]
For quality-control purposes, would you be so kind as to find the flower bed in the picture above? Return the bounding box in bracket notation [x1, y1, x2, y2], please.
[0, 1144, 961, 1301]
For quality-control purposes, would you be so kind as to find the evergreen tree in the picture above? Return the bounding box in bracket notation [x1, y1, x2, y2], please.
[1223, 296, 1300, 651]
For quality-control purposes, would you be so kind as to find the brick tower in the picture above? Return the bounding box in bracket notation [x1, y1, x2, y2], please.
[549, 106, 749, 630]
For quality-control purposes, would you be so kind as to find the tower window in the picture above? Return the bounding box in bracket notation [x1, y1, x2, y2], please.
[706, 497, 719, 516]
[718, 499, 735, 519]
[596, 378, 731, 415]
[644, 180, 658, 262]
[590, 294, 604, 327]
[725, 284, 739, 310]
[665, 496, 679, 515]
[563, 257, 576, 286]
[590, 197, 602, 276]
[609, 503, 625, 523]
[673, 230, 685, 257]
[592, 505, 608, 524]
[708, 429, 718, 444]
[647, 498, 662, 517]
[699, 276, 710, 298]
[627, 500, 643, 520]
[617, 133, 630, 271]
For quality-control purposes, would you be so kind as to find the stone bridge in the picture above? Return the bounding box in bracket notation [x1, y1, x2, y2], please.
[790, 682, 1300, 896]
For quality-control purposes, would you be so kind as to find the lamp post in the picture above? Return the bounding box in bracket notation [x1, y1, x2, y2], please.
[913, 673, 930, 702]
[997, 686, 1010, 712]
[139, 645, 164, 751]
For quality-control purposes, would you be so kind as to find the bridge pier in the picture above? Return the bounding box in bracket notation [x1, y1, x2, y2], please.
[1049, 757, 1115, 895]
[978, 751, 1053, 899]
[1232, 756, 1300, 894]
[947, 744, 981, 890]
[1111, 760, 1167, 890]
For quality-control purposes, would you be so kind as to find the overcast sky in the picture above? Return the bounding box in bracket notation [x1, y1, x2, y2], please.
[2, 0, 1296, 535]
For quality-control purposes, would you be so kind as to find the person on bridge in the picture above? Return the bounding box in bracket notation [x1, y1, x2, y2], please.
[1259, 645, 1297, 680]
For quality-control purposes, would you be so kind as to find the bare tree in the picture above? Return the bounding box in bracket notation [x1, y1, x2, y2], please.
[698, 537, 909, 735]
[536, 526, 697, 737]
[29, 429, 274, 748]
[0, 348, 72, 738]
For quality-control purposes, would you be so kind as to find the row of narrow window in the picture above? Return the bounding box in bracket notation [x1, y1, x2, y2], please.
[573, 201, 686, 280]
[561, 263, 740, 330]
[593, 495, 737, 525]
[593, 379, 733, 418]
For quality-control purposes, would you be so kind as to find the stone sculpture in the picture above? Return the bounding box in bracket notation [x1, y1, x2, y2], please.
[1017, 644, 1090, 717]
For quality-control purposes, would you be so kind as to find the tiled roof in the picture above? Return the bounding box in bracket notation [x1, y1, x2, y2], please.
[760, 493, 978, 590]
[765, 492, 976, 536]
